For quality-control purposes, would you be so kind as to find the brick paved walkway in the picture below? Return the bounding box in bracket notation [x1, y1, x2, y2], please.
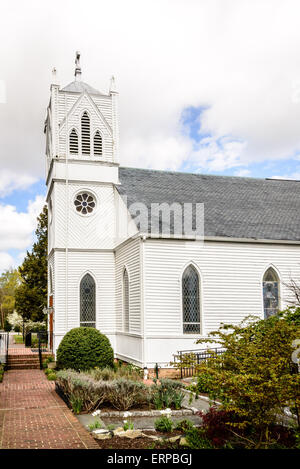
[0, 370, 99, 449]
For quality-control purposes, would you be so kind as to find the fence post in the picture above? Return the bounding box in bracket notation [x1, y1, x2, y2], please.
[6, 332, 9, 370]
[38, 335, 43, 370]
[180, 352, 183, 379]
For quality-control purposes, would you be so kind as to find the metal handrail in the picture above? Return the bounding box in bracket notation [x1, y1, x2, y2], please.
[175, 347, 225, 378]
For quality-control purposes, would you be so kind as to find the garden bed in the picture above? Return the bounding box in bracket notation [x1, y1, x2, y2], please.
[55, 368, 187, 414]
[94, 430, 184, 450]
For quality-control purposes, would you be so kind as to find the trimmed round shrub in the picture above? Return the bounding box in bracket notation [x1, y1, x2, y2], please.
[56, 327, 114, 371]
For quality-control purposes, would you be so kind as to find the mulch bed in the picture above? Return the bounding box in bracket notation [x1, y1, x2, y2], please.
[94, 430, 183, 450]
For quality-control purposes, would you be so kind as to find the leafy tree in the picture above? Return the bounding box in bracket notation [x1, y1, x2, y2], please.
[0, 268, 20, 329]
[15, 205, 48, 322]
[177, 314, 300, 448]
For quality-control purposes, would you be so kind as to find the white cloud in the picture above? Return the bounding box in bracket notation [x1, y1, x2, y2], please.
[0, 195, 45, 251]
[0, 252, 14, 271]
[1, 1, 300, 176]
[0, 170, 37, 197]
[234, 169, 251, 177]
[270, 172, 300, 180]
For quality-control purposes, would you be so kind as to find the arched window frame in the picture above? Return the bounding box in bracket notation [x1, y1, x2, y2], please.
[69, 127, 79, 155]
[79, 272, 96, 328]
[93, 129, 103, 157]
[81, 111, 91, 156]
[123, 267, 130, 332]
[181, 263, 202, 335]
[262, 266, 281, 319]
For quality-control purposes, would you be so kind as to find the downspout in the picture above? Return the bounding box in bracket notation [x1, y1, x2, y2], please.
[140, 235, 146, 368]
[65, 94, 69, 332]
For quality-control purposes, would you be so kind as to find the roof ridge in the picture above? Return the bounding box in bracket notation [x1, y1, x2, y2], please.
[119, 166, 297, 183]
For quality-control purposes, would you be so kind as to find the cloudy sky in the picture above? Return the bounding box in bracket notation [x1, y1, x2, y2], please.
[1, 0, 300, 272]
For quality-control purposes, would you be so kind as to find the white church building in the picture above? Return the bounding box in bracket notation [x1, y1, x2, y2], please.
[45, 53, 300, 370]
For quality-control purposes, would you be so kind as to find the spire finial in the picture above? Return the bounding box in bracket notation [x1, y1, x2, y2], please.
[109, 75, 117, 94]
[75, 51, 82, 81]
[51, 67, 59, 85]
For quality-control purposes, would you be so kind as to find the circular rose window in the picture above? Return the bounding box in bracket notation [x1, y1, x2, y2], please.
[74, 192, 95, 215]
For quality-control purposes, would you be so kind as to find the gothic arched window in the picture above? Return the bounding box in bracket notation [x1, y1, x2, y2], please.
[69, 128, 78, 154]
[263, 267, 280, 319]
[94, 131, 103, 156]
[123, 268, 129, 332]
[80, 273, 96, 327]
[182, 265, 201, 334]
[81, 112, 90, 155]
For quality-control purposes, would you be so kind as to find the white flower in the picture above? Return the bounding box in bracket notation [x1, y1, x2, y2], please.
[160, 408, 172, 418]
[123, 411, 133, 418]
[92, 410, 101, 416]
[123, 420, 128, 424]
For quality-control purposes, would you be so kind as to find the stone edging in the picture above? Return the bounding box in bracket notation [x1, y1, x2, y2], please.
[96, 408, 193, 418]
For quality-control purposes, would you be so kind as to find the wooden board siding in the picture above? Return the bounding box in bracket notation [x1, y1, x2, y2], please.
[115, 237, 141, 335]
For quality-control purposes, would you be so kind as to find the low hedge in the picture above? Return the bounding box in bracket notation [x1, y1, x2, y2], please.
[56, 369, 149, 411]
[56, 328, 114, 371]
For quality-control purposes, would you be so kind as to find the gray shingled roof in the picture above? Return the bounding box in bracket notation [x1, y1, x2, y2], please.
[118, 167, 300, 241]
[61, 81, 105, 96]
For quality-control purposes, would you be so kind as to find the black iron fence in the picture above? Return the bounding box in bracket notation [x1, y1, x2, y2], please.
[0, 332, 9, 369]
[175, 347, 225, 378]
[24, 331, 53, 369]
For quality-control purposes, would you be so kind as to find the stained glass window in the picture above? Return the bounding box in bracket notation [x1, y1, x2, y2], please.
[263, 268, 279, 319]
[74, 192, 96, 215]
[80, 273, 96, 327]
[182, 265, 201, 334]
[123, 269, 129, 332]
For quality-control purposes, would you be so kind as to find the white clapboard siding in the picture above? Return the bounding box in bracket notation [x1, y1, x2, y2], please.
[115, 237, 141, 334]
[54, 250, 115, 335]
[144, 239, 300, 336]
[57, 93, 113, 161]
[54, 182, 116, 250]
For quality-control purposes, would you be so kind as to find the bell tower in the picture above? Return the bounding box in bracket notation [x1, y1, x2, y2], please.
[45, 53, 120, 353]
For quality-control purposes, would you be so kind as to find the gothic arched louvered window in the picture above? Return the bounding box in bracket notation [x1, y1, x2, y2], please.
[94, 131, 103, 156]
[123, 268, 129, 332]
[80, 273, 96, 327]
[69, 128, 78, 154]
[263, 267, 279, 319]
[182, 265, 201, 334]
[81, 112, 90, 155]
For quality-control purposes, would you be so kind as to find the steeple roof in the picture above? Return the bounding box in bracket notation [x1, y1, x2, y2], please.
[61, 80, 105, 96]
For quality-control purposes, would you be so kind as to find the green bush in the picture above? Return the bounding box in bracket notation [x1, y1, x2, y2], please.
[56, 327, 114, 371]
[70, 395, 83, 414]
[196, 371, 215, 394]
[185, 427, 213, 449]
[151, 379, 185, 410]
[0, 364, 4, 383]
[47, 372, 57, 381]
[175, 419, 194, 432]
[4, 319, 12, 332]
[154, 416, 173, 433]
